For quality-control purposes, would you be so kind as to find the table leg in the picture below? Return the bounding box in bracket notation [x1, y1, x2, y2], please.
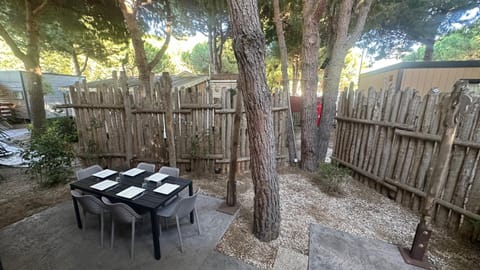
[189, 183, 194, 224]
[150, 210, 161, 260]
[72, 196, 82, 229]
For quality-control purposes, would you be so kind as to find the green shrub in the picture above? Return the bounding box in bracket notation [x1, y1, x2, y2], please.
[22, 120, 75, 187]
[45, 116, 78, 143]
[313, 162, 351, 196]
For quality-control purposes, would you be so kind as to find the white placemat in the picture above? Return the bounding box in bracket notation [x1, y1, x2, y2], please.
[116, 186, 146, 199]
[122, 168, 145, 177]
[145, 173, 169, 183]
[92, 169, 117, 179]
[90, 180, 119, 191]
[153, 183, 180, 195]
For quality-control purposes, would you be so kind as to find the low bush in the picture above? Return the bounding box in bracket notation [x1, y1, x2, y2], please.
[22, 119, 75, 187]
[312, 162, 351, 196]
[45, 116, 78, 143]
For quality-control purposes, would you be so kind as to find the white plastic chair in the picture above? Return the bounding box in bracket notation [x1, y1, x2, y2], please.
[158, 166, 180, 177]
[101, 197, 143, 259]
[76, 165, 103, 180]
[136, 162, 156, 172]
[156, 191, 200, 252]
[71, 190, 108, 247]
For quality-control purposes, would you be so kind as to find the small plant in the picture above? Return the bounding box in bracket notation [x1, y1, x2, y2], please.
[22, 119, 75, 187]
[45, 116, 78, 143]
[312, 162, 351, 196]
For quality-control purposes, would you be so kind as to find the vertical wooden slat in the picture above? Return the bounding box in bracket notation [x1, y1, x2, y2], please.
[436, 103, 475, 226]
[120, 72, 133, 167]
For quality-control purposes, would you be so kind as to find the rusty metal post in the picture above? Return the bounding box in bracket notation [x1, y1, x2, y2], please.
[399, 81, 471, 269]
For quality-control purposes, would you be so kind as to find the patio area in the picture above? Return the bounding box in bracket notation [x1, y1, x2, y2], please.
[0, 194, 258, 270]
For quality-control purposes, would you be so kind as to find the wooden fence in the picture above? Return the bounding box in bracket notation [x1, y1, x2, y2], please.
[333, 84, 480, 240]
[61, 72, 288, 174]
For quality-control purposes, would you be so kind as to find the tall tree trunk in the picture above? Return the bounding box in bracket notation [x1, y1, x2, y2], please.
[317, 0, 373, 163]
[118, 0, 172, 95]
[273, 0, 297, 164]
[0, 0, 49, 135]
[161, 72, 177, 167]
[423, 36, 435, 61]
[227, 0, 280, 241]
[71, 49, 88, 76]
[215, 35, 225, 74]
[118, 0, 151, 95]
[24, 0, 47, 136]
[300, 0, 326, 172]
[318, 47, 346, 161]
[207, 19, 218, 75]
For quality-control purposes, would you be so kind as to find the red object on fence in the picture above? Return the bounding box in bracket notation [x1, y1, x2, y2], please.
[289, 96, 323, 125]
[316, 101, 323, 126]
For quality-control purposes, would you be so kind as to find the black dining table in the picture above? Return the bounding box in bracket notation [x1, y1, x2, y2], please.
[70, 170, 193, 260]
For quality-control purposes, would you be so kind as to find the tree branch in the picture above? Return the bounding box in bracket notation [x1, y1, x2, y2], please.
[0, 23, 27, 63]
[335, 0, 354, 44]
[80, 55, 89, 74]
[347, 0, 374, 47]
[148, 0, 172, 70]
[32, 0, 48, 17]
[312, 0, 327, 22]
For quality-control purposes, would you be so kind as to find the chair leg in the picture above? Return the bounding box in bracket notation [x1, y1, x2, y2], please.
[175, 216, 184, 253]
[131, 219, 135, 260]
[100, 212, 104, 247]
[194, 208, 201, 235]
[110, 220, 115, 249]
[158, 217, 163, 239]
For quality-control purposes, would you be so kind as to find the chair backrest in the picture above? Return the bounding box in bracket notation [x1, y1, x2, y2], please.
[71, 190, 105, 215]
[158, 166, 180, 177]
[76, 165, 103, 180]
[174, 192, 199, 218]
[136, 162, 156, 172]
[101, 197, 142, 223]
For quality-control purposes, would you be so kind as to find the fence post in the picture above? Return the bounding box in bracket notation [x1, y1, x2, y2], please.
[121, 71, 133, 167]
[227, 88, 242, 206]
[161, 72, 176, 167]
[400, 80, 471, 269]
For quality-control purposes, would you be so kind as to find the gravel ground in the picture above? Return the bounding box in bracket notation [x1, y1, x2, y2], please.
[193, 169, 480, 270]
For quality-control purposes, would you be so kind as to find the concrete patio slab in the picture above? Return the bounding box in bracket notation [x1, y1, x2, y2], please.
[0, 194, 259, 270]
[273, 247, 308, 270]
[308, 223, 422, 270]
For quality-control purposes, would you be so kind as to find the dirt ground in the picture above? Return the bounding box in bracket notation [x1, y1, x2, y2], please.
[0, 166, 71, 229]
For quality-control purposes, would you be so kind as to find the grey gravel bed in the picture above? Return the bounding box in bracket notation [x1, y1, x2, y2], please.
[212, 172, 480, 270]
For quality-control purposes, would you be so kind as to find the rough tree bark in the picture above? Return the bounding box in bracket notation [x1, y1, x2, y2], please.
[422, 34, 435, 61]
[317, 0, 373, 163]
[206, 2, 229, 75]
[118, 0, 172, 95]
[226, 0, 280, 241]
[273, 0, 297, 164]
[300, 0, 327, 171]
[0, 0, 48, 136]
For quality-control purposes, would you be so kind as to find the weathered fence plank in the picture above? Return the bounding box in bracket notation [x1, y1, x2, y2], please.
[334, 83, 479, 240]
[66, 73, 287, 175]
